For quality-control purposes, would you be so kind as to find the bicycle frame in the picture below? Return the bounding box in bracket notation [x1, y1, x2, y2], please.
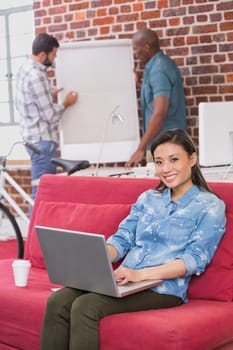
[0, 163, 34, 224]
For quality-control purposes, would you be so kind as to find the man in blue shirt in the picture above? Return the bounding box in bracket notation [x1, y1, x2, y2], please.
[126, 28, 186, 167]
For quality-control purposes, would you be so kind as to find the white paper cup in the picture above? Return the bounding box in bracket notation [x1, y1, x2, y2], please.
[12, 260, 31, 287]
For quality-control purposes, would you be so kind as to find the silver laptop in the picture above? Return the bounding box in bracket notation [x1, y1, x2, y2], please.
[36, 226, 162, 298]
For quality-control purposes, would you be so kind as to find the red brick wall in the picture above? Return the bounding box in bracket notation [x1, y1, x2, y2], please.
[33, 0, 233, 145]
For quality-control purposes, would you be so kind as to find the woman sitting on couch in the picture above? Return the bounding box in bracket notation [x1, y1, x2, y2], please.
[41, 128, 226, 350]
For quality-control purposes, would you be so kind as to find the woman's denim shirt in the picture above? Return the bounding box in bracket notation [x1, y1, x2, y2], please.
[107, 186, 226, 302]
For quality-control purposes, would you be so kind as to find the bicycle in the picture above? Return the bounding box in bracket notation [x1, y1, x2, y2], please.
[0, 141, 90, 259]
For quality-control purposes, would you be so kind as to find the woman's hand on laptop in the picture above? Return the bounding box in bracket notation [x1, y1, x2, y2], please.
[115, 260, 187, 286]
[114, 267, 143, 286]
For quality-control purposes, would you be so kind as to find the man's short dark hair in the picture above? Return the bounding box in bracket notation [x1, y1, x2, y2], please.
[32, 33, 59, 55]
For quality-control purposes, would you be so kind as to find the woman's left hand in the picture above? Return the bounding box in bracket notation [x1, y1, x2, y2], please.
[114, 266, 142, 285]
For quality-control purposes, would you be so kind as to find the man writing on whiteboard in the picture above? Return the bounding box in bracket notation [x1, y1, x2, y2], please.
[15, 33, 78, 200]
[125, 28, 186, 168]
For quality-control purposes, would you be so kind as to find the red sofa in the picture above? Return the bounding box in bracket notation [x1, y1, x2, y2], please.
[0, 174, 233, 350]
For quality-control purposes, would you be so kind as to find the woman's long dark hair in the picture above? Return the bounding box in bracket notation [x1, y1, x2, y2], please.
[151, 129, 214, 194]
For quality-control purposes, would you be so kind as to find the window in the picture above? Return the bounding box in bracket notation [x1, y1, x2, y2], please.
[0, 1, 34, 125]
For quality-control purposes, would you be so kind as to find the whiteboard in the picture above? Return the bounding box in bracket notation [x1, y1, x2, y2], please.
[199, 102, 233, 166]
[56, 39, 140, 163]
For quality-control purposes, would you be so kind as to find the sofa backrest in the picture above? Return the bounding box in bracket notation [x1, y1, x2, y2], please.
[26, 175, 233, 302]
[25, 175, 159, 263]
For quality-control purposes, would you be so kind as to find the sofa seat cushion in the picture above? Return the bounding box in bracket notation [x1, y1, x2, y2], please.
[100, 299, 233, 350]
[30, 201, 131, 269]
[0, 259, 233, 350]
[0, 260, 58, 350]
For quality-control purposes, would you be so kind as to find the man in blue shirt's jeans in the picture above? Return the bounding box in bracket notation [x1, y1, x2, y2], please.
[126, 28, 186, 168]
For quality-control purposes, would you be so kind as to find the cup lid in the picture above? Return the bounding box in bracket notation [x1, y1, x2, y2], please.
[12, 260, 31, 266]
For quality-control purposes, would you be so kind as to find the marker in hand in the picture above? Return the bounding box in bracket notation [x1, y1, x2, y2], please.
[63, 91, 78, 109]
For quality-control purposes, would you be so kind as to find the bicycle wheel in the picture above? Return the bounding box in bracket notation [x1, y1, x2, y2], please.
[0, 202, 24, 258]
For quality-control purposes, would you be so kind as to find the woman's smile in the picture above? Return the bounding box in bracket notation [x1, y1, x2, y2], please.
[163, 174, 177, 183]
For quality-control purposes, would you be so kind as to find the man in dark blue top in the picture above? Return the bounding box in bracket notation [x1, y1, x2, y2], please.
[125, 28, 186, 168]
